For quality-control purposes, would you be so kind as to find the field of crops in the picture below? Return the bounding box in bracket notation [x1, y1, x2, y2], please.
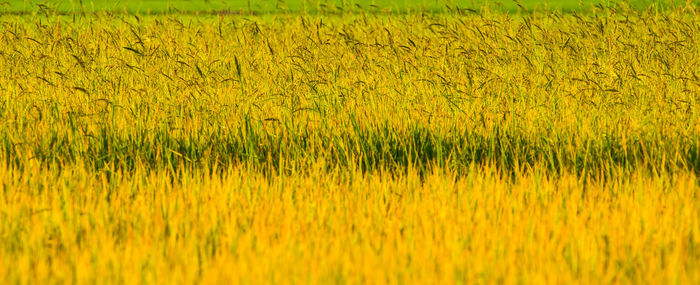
[1, 1, 699, 284]
[0, 0, 681, 14]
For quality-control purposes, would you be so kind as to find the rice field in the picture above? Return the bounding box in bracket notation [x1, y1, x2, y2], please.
[0, 0, 679, 14]
[0, 2, 699, 284]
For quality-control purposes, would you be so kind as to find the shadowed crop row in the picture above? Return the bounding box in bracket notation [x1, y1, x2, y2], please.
[0, 121, 698, 179]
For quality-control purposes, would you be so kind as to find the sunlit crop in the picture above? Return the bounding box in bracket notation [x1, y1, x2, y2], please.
[0, 5, 698, 284]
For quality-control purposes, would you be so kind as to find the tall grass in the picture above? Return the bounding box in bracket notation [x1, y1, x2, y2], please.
[1, 7, 699, 177]
[0, 5, 698, 284]
[0, 163, 698, 284]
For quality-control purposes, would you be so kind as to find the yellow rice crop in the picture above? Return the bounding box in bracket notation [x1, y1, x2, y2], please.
[0, 6, 698, 284]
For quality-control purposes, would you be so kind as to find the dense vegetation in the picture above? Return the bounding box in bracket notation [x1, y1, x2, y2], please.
[0, 0, 685, 14]
[0, 2, 698, 284]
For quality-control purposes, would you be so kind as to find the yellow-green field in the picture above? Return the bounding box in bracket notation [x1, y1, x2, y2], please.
[1, 5, 699, 284]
